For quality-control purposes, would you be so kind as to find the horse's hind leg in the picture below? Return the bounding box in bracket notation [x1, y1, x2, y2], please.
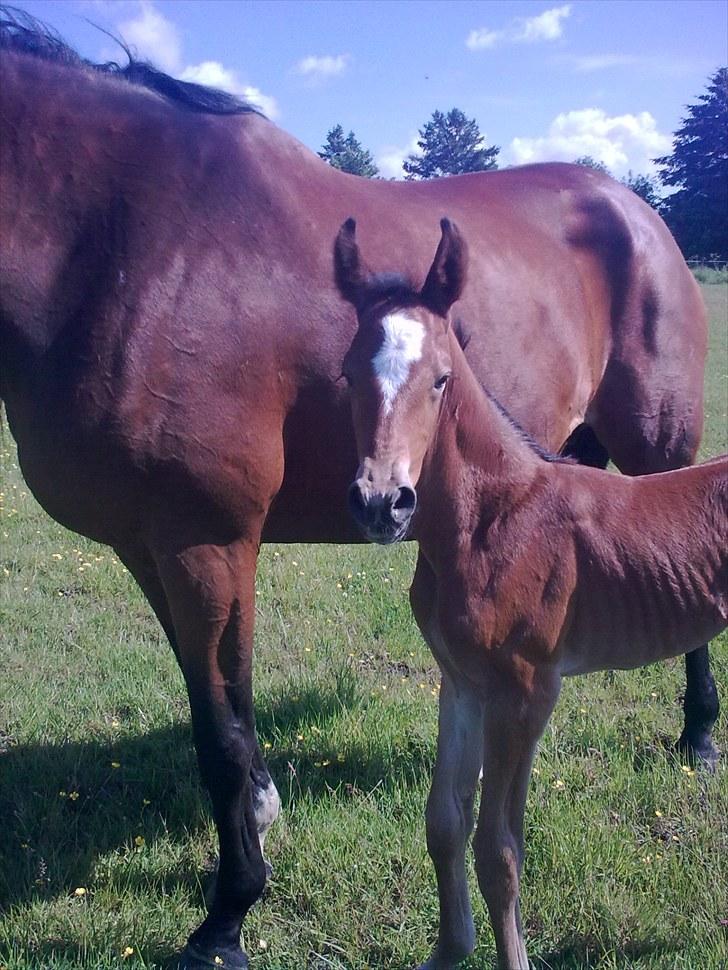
[679, 648, 720, 767]
[149, 530, 269, 970]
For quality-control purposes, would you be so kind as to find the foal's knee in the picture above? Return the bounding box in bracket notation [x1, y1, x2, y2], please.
[473, 825, 520, 912]
[425, 788, 474, 863]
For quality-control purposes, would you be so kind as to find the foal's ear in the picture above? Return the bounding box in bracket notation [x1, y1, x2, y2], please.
[334, 218, 367, 306]
[420, 218, 468, 317]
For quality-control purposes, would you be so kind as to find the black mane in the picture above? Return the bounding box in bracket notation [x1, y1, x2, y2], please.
[0, 5, 263, 116]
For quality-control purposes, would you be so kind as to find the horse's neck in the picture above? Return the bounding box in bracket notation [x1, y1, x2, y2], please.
[414, 336, 539, 561]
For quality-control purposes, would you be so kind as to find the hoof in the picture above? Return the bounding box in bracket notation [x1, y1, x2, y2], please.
[677, 732, 720, 771]
[416, 948, 469, 970]
[180, 941, 249, 970]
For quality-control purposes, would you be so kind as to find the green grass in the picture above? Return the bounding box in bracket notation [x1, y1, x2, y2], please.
[1, 284, 727, 970]
[692, 265, 728, 285]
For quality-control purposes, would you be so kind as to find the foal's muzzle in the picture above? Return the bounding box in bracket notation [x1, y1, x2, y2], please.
[348, 481, 417, 544]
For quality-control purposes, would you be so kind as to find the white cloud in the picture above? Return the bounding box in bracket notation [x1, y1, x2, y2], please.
[295, 54, 350, 81]
[515, 5, 571, 42]
[239, 85, 279, 120]
[118, 1, 182, 73]
[180, 62, 279, 117]
[506, 108, 671, 176]
[466, 5, 571, 51]
[466, 28, 502, 51]
[376, 136, 421, 180]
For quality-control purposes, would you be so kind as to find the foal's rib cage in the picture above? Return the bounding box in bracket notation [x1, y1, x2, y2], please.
[531, 460, 728, 677]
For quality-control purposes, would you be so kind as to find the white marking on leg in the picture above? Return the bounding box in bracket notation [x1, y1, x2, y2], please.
[254, 778, 281, 854]
[372, 312, 424, 414]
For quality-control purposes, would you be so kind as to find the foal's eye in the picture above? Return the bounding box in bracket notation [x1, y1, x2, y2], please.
[434, 374, 450, 390]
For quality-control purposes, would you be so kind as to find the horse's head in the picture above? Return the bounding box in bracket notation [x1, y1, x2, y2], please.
[334, 217, 467, 543]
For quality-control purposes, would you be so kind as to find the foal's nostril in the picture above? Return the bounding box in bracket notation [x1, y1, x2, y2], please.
[392, 485, 417, 516]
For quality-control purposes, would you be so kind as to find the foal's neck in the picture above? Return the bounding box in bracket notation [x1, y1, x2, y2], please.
[414, 331, 542, 557]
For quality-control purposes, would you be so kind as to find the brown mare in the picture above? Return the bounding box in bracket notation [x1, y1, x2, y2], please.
[335, 217, 728, 970]
[0, 9, 719, 968]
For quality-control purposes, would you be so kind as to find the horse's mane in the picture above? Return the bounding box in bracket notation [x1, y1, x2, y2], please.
[0, 5, 263, 117]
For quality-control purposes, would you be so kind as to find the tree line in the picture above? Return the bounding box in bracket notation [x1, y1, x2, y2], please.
[319, 69, 727, 262]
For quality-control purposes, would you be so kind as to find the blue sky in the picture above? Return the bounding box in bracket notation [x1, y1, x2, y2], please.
[15, 0, 728, 178]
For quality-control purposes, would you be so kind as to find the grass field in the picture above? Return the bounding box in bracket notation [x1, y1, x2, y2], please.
[1, 285, 727, 970]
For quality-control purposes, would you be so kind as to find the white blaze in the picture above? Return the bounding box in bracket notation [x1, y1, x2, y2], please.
[372, 313, 424, 414]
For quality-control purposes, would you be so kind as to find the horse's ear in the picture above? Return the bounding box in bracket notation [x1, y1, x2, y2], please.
[334, 218, 367, 306]
[420, 218, 468, 317]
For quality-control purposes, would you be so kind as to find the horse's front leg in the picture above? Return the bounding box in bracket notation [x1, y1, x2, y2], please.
[117, 540, 281, 890]
[473, 668, 560, 970]
[418, 673, 485, 970]
[154, 535, 268, 970]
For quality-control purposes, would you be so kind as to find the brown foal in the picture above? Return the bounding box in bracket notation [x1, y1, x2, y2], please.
[334, 218, 727, 970]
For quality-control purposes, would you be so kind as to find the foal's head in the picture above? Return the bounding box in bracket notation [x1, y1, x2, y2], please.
[335, 217, 467, 543]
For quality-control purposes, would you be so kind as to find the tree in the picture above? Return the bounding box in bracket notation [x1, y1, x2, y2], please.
[621, 170, 661, 209]
[655, 68, 728, 260]
[319, 125, 379, 178]
[403, 108, 498, 180]
[573, 155, 611, 175]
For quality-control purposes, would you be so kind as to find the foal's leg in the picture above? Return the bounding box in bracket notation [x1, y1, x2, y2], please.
[418, 674, 485, 970]
[117, 541, 280, 878]
[410, 554, 484, 969]
[473, 670, 560, 970]
[153, 533, 267, 970]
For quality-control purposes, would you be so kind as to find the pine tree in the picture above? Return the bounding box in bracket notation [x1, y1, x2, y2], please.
[621, 171, 661, 209]
[403, 108, 499, 180]
[573, 155, 611, 175]
[655, 68, 728, 259]
[319, 125, 379, 178]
